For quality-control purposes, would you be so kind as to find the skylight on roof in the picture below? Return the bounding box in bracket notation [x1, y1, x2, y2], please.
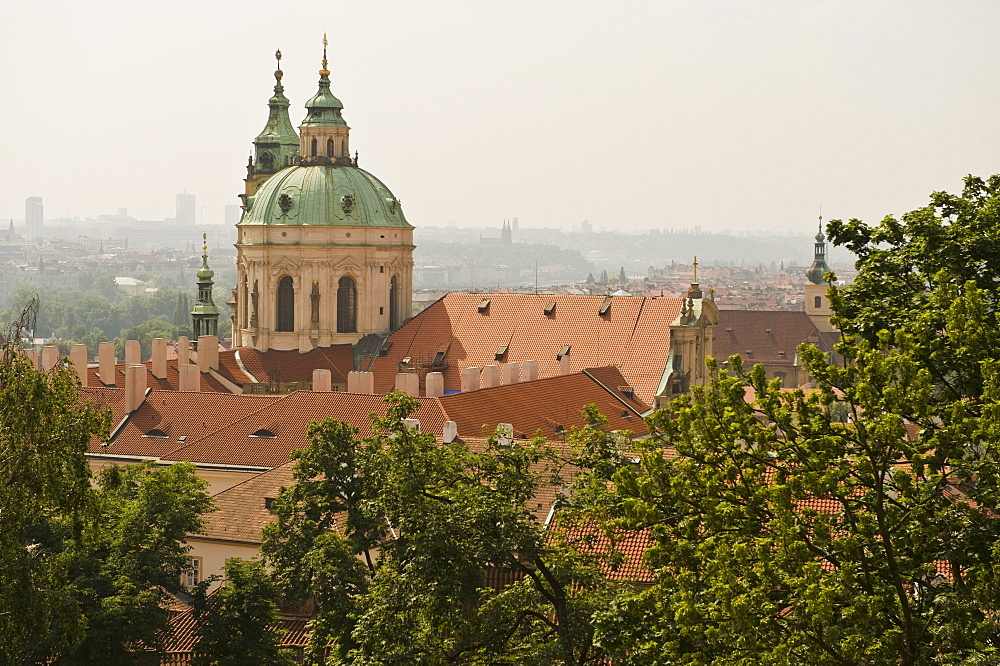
[250, 429, 277, 439]
[599, 296, 612, 316]
[556, 344, 571, 360]
[142, 429, 169, 438]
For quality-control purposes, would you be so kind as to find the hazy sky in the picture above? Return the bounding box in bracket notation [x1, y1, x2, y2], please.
[3, 0, 999, 233]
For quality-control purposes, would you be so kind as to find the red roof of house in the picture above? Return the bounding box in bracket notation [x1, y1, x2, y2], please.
[714, 310, 836, 368]
[366, 293, 683, 405]
[437, 366, 651, 439]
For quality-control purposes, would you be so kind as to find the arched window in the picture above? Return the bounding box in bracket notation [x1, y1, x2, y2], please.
[814, 296, 822, 309]
[327, 138, 334, 157]
[341, 139, 347, 156]
[337, 276, 357, 333]
[277, 276, 295, 332]
[389, 275, 399, 331]
[311, 138, 318, 157]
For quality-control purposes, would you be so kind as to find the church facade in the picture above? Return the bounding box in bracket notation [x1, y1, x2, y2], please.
[234, 42, 414, 353]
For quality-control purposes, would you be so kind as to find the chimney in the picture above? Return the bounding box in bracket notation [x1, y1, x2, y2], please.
[522, 359, 539, 382]
[395, 373, 419, 397]
[176, 336, 190, 365]
[24, 349, 38, 369]
[198, 335, 219, 373]
[124, 339, 141, 367]
[442, 420, 458, 443]
[70, 344, 88, 386]
[460, 367, 480, 392]
[402, 418, 421, 431]
[312, 368, 332, 392]
[496, 423, 514, 447]
[347, 371, 358, 393]
[41, 345, 59, 371]
[99, 342, 116, 385]
[178, 363, 201, 392]
[125, 364, 146, 412]
[559, 352, 571, 375]
[151, 338, 167, 379]
[425, 371, 444, 397]
[501, 361, 520, 385]
[355, 372, 375, 395]
[481, 364, 500, 389]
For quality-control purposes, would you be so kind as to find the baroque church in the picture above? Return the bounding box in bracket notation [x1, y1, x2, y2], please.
[234, 41, 413, 353]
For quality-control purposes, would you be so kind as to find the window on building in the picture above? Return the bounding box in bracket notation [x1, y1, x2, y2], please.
[327, 138, 334, 157]
[185, 557, 202, 587]
[276, 276, 295, 332]
[311, 138, 318, 157]
[337, 276, 357, 333]
[814, 295, 822, 309]
[389, 275, 399, 330]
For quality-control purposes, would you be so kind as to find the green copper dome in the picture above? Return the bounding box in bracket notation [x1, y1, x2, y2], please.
[241, 165, 411, 228]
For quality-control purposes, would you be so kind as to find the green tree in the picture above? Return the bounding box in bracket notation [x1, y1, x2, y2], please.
[0, 302, 111, 662]
[192, 558, 295, 666]
[263, 394, 633, 665]
[50, 462, 213, 664]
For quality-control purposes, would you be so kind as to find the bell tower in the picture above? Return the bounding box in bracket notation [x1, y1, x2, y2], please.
[298, 34, 352, 166]
[191, 234, 220, 339]
[245, 50, 300, 199]
[804, 213, 835, 333]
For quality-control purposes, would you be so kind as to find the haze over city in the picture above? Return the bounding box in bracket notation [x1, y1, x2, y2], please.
[3, 0, 999, 232]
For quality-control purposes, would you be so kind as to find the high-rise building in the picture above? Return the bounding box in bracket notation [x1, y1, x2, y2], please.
[176, 192, 196, 225]
[225, 204, 241, 226]
[24, 197, 42, 238]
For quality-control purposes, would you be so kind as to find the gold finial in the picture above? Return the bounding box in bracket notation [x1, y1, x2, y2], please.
[692, 256, 699, 283]
[320, 33, 330, 75]
[274, 49, 283, 79]
[202, 232, 208, 256]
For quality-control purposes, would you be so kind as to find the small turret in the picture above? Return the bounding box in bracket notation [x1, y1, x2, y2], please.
[246, 49, 300, 198]
[299, 34, 352, 166]
[191, 233, 220, 339]
[805, 215, 831, 285]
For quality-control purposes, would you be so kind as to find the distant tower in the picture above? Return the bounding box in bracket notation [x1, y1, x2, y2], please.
[501, 220, 512, 244]
[24, 197, 42, 238]
[804, 213, 835, 332]
[225, 204, 241, 226]
[511, 216, 518, 232]
[244, 49, 301, 199]
[176, 193, 196, 225]
[191, 233, 220, 338]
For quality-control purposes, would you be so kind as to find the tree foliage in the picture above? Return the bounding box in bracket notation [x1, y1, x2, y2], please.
[262, 394, 634, 665]
[593, 176, 1000, 664]
[192, 558, 295, 666]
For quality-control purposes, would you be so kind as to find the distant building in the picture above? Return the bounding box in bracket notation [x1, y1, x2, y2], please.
[224, 204, 241, 226]
[581, 219, 592, 233]
[24, 197, 42, 238]
[480, 220, 513, 245]
[176, 192, 196, 225]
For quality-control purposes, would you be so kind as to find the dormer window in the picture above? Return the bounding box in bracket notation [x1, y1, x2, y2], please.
[250, 429, 277, 439]
[142, 429, 169, 439]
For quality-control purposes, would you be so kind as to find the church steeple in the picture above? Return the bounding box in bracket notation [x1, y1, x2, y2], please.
[191, 233, 220, 339]
[245, 50, 300, 198]
[299, 34, 352, 166]
[805, 213, 831, 285]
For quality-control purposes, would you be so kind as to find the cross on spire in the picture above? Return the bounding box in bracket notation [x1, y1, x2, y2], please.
[320, 33, 329, 75]
[692, 256, 699, 283]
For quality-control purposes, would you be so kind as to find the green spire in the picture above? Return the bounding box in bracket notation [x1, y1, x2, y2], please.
[253, 49, 300, 174]
[805, 213, 832, 285]
[301, 34, 347, 128]
[192, 234, 220, 338]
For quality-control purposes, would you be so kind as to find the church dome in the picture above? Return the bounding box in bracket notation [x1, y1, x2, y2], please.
[241, 165, 411, 228]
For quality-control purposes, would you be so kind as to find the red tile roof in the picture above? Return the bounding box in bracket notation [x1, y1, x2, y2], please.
[161, 392, 447, 469]
[548, 514, 655, 584]
[367, 293, 683, 405]
[714, 310, 834, 368]
[199, 462, 296, 544]
[217, 345, 355, 386]
[437, 367, 650, 439]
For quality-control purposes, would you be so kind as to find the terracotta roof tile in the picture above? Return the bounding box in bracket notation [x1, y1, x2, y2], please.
[162, 392, 447, 469]
[437, 367, 650, 439]
[199, 462, 296, 544]
[715, 310, 830, 368]
[548, 514, 655, 583]
[369, 294, 682, 405]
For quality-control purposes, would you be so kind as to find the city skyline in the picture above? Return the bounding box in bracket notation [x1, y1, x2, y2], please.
[3, 0, 999, 232]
